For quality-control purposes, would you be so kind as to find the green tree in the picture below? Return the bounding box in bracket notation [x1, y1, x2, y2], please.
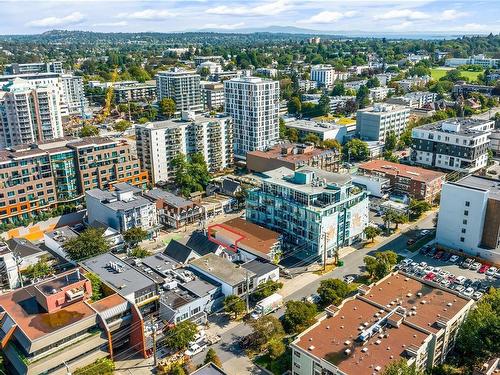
[164, 321, 198, 351]
[382, 209, 398, 232]
[64, 227, 110, 261]
[23, 259, 53, 280]
[455, 288, 500, 369]
[85, 272, 104, 302]
[317, 278, 350, 306]
[384, 132, 397, 151]
[364, 226, 381, 243]
[288, 96, 302, 114]
[286, 128, 299, 142]
[123, 227, 148, 248]
[356, 85, 370, 108]
[364, 250, 398, 280]
[279, 118, 287, 139]
[366, 77, 380, 88]
[267, 337, 286, 360]
[168, 363, 186, 375]
[160, 98, 176, 118]
[322, 139, 341, 152]
[364, 255, 379, 279]
[343, 139, 370, 162]
[382, 359, 422, 375]
[331, 84, 346, 96]
[283, 300, 317, 334]
[247, 315, 285, 351]
[408, 199, 431, 219]
[303, 132, 321, 146]
[129, 246, 151, 258]
[80, 124, 99, 137]
[392, 212, 408, 229]
[171, 153, 211, 197]
[204, 348, 223, 368]
[252, 280, 283, 301]
[318, 93, 331, 115]
[112, 120, 131, 132]
[223, 295, 246, 319]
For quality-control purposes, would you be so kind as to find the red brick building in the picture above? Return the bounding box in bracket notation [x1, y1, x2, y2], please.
[358, 160, 445, 202]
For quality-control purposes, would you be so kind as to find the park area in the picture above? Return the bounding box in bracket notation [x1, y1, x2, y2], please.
[430, 67, 483, 82]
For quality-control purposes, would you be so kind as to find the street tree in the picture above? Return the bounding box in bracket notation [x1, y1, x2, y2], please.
[129, 246, 151, 258]
[64, 227, 110, 261]
[123, 227, 148, 248]
[283, 300, 317, 334]
[112, 120, 131, 132]
[252, 280, 283, 301]
[246, 315, 285, 351]
[317, 278, 350, 306]
[392, 212, 408, 229]
[204, 348, 223, 368]
[343, 139, 369, 162]
[408, 199, 431, 219]
[80, 124, 99, 137]
[164, 321, 198, 351]
[364, 226, 381, 243]
[160, 98, 176, 118]
[223, 295, 246, 319]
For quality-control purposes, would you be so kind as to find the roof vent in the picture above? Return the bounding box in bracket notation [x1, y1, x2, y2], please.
[308, 345, 315, 351]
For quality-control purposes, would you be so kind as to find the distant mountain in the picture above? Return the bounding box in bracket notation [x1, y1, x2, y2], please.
[198, 25, 326, 35]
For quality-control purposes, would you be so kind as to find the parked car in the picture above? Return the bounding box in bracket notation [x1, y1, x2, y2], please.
[463, 279, 473, 288]
[434, 251, 444, 259]
[461, 258, 473, 268]
[472, 291, 484, 300]
[406, 239, 415, 245]
[344, 275, 356, 284]
[419, 246, 430, 255]
[454, 276, 466, 285]
[455, 285, 465, 293]
[427, 248, 437, 257]
[462, 287, 474, 297]
[470, 262, 482, 271]
[486, 267, 497, 277]
[441, 253, 452, 262]
[421, 229, 430, 236]
[419, 262, 427, 268]
[424, 272, 436, 281]
[478, 264, 490, 274]
[495, 270, 500, 279]
[441, 279, 451, 288]
[400, 258, 412, 266]
[449, 255, 460, 263]
[424, 266, 435, 274]
[185, 342, 207, 357]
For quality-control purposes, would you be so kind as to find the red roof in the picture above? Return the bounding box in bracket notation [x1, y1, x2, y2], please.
[359, 160, 445, 183]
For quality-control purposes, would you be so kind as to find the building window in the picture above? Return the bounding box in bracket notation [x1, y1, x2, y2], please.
[460, 237, 465, 242]
[461, 228, 466, 233]
[464, 210, 468, 216]
[294, 351, 301, 358]
[463, 219, 467, 225]
[465, 201, 470, 207]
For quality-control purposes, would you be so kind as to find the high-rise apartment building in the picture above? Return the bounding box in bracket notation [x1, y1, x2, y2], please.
[356, 104, 410, 142]
[224, 76, 279, 158]
[246, 167, 369, 260]
[60, 74, 88, 115]
[135, 114, 233, 183]
[0, 137, 148, 224]
[201, 81, 224, 110]
[411, 118, 494, 173]
[436, 175, 500, 263]
[155, 68, 202, 112]
[0, 78, 63, 148]
[310, 64, 336, 87]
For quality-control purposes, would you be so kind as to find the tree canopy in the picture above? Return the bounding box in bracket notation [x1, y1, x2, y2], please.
[163, 321, 198, 351]
[171, 153, 211, 197]
[364, 250, 398, 280]
[283, 300, 317, 334]
[317, 278, 351, 306]
[343, 139, 370, 162]
[64, 227, 110, 261]
[223, 295, 246, 319]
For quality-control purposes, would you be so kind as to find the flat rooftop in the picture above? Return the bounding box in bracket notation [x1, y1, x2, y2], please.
[144, 189, 194, 208]
[90, 293, 128, 314]
[248, 143, 337, 165]
[83, 253, 156, 297]
[284, 119, 346, 133]
[359, 160, 445, 183]
[449, 175, 500, 201]
[36, 270, 82, 296]
[0, 284, 95, 341]
[210, 218, 280, 256]
[416, 117, 493, 136]
[190, 253, 255, 286]
[294, 272, 471, 374]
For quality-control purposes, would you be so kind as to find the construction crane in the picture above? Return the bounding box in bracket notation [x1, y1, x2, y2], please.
[94, 66, 118, 124]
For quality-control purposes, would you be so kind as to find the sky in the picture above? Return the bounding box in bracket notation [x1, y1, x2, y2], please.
[0, 0, 499, 35]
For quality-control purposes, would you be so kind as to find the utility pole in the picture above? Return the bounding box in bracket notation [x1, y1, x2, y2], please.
[245, 269, 250, 314]
[151, 315, 157, 367]
[13, 251, 23, 288]
[323, 233, 327, 271]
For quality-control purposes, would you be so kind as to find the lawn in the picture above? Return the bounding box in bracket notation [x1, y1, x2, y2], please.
[430, 67, 483, 82]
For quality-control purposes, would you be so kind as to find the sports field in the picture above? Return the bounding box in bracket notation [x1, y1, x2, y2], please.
[430, 67, 483, 82]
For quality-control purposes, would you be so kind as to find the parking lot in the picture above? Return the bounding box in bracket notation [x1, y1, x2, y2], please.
[399, 244, 500, 300]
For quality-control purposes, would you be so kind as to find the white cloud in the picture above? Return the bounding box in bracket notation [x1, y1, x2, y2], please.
[116, 9, 177, 20]
[462, 23, 485, 31]
[374, 9, 429, 20]
[203, 22, 245, 30]
[387, 21, 413, 30]
[441, 9, 468, 20]
[300, 10, 357, 24]
[206, 0, 289, 16]
[27, 11, 85, 27]
[92, 21, 128, 27]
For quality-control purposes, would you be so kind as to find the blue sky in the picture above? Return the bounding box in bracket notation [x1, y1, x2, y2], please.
[1, 0, 499, 35]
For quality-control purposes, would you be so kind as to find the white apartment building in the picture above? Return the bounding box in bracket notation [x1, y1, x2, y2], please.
[436, 175, 500, 263]
[356, 104, 410, 142]
[85, 183, 158, 235]
[197, 61, 223, 74]
[398, 75, 431, 92]
[368, 87, 394, 102]
[135, 114, 234, 183]
[387, 91, 437, 108]
[310, 65, 336, 87]
[224, 76, 280, 158]
[156, 68, 203, 112]
[0, 78, 63, 148]
[411, 118, 494, 173]
[200, 81, 224, 110]
[298, 79, 318, 92]
[445, 54, 500, 69]
[61, 74, 88, 115]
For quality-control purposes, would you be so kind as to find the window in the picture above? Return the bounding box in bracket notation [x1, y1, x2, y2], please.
[465, 201, 470, 207]
[460, 237, 465, 242]
[294, 351, 301, 358]
[461, 228, 466, 233]
[464, 210, 468, 216]
[463, 219, 467, 225]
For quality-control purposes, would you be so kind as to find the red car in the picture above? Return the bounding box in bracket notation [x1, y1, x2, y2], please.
[434, 251, 444, 259]
[424, 272, 436, 281]
[478, 264, 490, 274]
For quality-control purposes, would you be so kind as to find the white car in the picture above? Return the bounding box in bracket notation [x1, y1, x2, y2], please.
[472, 291, 483, 300]
[434, 267, 442, 274]
[486, 267, 497, 277]
[421, 229, 430, 236]
[419, 262, 427, 268]
[401, 258, 412, 266]
[184, 343, 207, 357]
[424, 266, 434, 273]
[449, 255, 459, 263]
[454, 276, 466, 285]
[462, 287, 474, 297]
[441, 279, 451, 288]
[470, 262, 481, 271]
[455, 285, 465, 293]
[344, 276, 355, 284]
